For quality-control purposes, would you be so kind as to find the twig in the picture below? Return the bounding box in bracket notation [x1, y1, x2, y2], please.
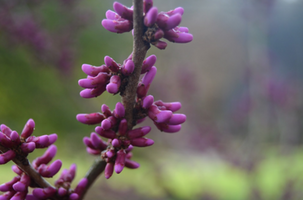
[0, 145, 59, 200]
[79, 0, 150, 199]
[122, 0, 150, 129]
[79, 157, 106, 200]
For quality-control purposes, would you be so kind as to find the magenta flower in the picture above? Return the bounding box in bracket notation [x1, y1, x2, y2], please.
[101, 0, 193, 49]
[0, 119, 57, 165]
[78, 55, 135, 98]
[77, 101, 153, 179]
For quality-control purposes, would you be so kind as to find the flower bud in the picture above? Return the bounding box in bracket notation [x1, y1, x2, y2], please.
[20, 142, 36, 154]
[105, 149, 116, 158]
[175, 26, 189, 33]
[144, 7, 158, 27]
[154, 29, 164, 40]
[101, 119, 112, 130]
[104, 163, 114, 179]
[78, 72, 110, 88]
[65, 164, 76, 182]
[57, 187, 67, 197]
[0, 150, 16, 164]
[81, 64, 109, 76]
[154, 100, 182, 112]
[155, 123, 182, 133]
[74, 178, 88, 197]
[11, 166, 22, 175]
[76, 113, 105, 125]
[143, 0, 153, 13]
[0, 191, 15, 199]
[164, 29, 193, 43]
[32, 145, 57, 168]
[95, 127, 116, 139]
[113, 2, 133, 21]
[142, 95, 154, 109]
[20, 119, 35, 139]
[113, 102, 125, 119]
[104, 56, 120, 72]
[101, 19, 133, 34]
[8, 131, 20, 147]
[69, 193, 79, 200]
[80, 85, 106, 98]
[0, 177, 20, 192]
[167, 114, 186, 125]
[90, 132, 107, 150]
[152, 40, 167, 49]
[12, 174, 30, 192]
[106, 10, 119, 20]
[125, 159, 140, 169]
[157, 13, 182, 30]
[121, 59, 134, 76]
[125, 145, 133, 153]
[114, 149, 126, 174]
[118, 119, 128, 136]
[137, 66, 157, 98]
[166, 7, 184, 16]
[83, 137, 95, 149]
[106, 75, 121, 94]
[111, 138, 121, 148]
[37, 160, 62, 178]
[141, 55, 157, 74]
[148, 105, 172, 123]
[127, 126, 151, 139]
[32, 187, 57, 199]
[101, 104, 112, 117]
[11, 191, 27, 200]
[86, 147, 100, 155]
[0, 132, 13, 148]
[0, 124, 12, 137]
[130, 138, 154, 147]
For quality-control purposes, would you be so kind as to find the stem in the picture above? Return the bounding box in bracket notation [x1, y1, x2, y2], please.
[80, 0, 150, 198]
[79, 157, 106, 200]
[0, 146, 60, 200]
[122, 0, 150, 129]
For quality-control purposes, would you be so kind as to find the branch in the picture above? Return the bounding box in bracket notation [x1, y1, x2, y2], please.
[79, 0, 150, 198]
[78, 157, 106, 200]
[0, 145, 60, 200]
[122, 0, 150, 129]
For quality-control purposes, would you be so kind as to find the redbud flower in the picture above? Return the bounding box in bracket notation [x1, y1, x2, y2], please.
[78, 56, 135, 98]
[12, 174, 30, 192]
[141, 54, 157, 74]
[73, 178, 88, 197]
[0, 150, 16, 164]
[101, 0, 193, 49]
[32, 187, 57, 199]
[137, 66, 157, 98]
[32, 145, 57, 169]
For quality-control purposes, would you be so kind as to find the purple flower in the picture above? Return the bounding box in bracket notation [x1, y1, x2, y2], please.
[78, 56, 135, 98]
[0, 119, 57, 166]
[78, 101, 154, 179]
[101, 0, 193, 49]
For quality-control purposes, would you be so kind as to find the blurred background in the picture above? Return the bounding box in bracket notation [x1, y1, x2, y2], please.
[1, 0, 303, 199]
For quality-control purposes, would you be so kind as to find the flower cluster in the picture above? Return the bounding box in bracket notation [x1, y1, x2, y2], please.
[136, 95, 186, 133]
[102, 0, 193, 49]
[1, 0, 193, 199]
[78, 54, 134, 98]
[76, 0, 191, 180]
[77, 102, 154, 179]
[78, 54, 160, 98]
[77, 55, 186, 178]
[0, 119, 57, 165]
[0, 120, 86, 199]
